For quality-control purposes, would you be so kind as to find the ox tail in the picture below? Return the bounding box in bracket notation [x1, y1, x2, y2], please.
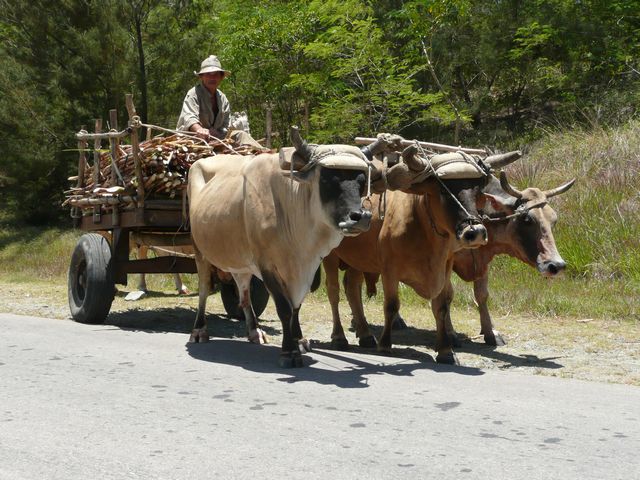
[364, 272, 379, 298]
[310, 266, 322, 293]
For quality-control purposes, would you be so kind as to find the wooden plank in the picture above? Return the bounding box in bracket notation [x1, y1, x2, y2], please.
[130, 232, 192, 247]
[79, 208, 189, 231]
[76, 129, 132, 141]
[354, 136, 487, 155]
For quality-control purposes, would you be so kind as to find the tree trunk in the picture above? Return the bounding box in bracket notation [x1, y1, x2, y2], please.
[134, 16, 148, 123]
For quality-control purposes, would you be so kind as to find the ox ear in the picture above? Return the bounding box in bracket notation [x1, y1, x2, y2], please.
[280, 169, 314, 183]
[478, 192, 517, 215]
[279, 147, 308, 171]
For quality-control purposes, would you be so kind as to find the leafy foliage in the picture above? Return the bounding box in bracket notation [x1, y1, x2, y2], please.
[0, 0, 639, 224]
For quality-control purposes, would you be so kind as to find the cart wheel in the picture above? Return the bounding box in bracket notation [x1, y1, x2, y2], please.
[68, 233, 115, 324]
[221, 276, 270, 320]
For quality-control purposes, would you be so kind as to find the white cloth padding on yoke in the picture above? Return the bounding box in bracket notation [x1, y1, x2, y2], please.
[279, 145, 369, 172]
[429, 152, 486, 179]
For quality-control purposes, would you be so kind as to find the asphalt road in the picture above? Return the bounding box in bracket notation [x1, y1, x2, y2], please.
[1, 313, 638, 480]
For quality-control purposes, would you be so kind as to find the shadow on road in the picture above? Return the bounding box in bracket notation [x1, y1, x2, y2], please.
[341, 323, 565, 371]
[186, 338, 484, 389]
[105, 308, 280, 338]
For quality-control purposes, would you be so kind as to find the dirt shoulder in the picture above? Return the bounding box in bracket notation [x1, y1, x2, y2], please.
[1, 279, 638, 386]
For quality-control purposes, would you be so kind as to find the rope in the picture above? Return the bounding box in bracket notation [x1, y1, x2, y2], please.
[415, 141, 476, 221]
[481, 200, 548, 223]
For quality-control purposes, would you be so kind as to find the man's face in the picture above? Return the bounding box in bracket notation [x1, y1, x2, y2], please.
[200, 71, 224, 92]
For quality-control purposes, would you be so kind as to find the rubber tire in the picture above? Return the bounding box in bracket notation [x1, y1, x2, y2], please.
[68, 233, 115, 324]
[221, 276, 270, 319]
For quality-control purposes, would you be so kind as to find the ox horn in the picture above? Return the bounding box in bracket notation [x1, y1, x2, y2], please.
[290, 125, 314, 162]
[543, 178, 576, 198]
[499, 171, 523, 199]
[484, 150, 522, 169]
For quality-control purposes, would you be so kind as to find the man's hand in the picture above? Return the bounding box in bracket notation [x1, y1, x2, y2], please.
[194, 126, 210, 139]
[189, 123, 210, 140]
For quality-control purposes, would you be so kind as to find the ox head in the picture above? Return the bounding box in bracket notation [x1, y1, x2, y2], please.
[389, 146, 522, 249]
[283, 126, 372, 236]
[479, 172, 575, 277]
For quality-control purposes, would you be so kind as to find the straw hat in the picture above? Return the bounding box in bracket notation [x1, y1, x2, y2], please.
[194, 55, 230, 76]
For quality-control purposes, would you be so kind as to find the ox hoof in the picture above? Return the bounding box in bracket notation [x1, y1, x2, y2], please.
[447, 332, 462, 348]
[436, 351, 460, 365]
[377, 343, 393, 355]
[331, 337, 350, 351]
[178, 287, 191, 295]
[392, 316, 408, 330]
[279, 352, 304, 368]
[484, 330, 506, 347]
[358, 335, 377, 349]
[298, 338, 312, 353]
[189, 329, 210, 343]
[248, 329, 269, 345]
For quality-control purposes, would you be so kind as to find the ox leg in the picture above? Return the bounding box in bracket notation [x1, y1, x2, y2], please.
[189, 251, 212, 343]
[439, 279, 462, 348]
[173, 273, 190, 295]
[261, 271, 303, 368]
[324, 255, 349, 351]
[378, 277, 401, 354]
[344, 268, 377, 348]
[431, 279, 459, 365]
[475, 274, 505, 346]
[291, 307, 312, 353]
[136, 245, 149, 292]
[233, 274, 268, 344]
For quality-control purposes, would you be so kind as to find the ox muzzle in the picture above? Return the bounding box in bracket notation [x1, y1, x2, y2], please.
[456, 218, 488, 248]
[339, 208, 372, 236]
[538, 257, 566, 277]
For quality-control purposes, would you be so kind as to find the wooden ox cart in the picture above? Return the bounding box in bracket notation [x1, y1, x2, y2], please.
[65, 95, 269, 325]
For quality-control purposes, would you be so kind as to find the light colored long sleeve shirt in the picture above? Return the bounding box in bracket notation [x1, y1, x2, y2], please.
[176, 83, 230, 137]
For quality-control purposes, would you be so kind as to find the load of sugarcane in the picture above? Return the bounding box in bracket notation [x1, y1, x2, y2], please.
[63, 134, 268, 211]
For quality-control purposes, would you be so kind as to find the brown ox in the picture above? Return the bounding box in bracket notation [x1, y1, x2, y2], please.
[327, 171, 574, 362]
[324, 178, 496, 363]
[188, 127, 386, 367]
[322, 146, 521, 364]
[439, 172, 575, 346]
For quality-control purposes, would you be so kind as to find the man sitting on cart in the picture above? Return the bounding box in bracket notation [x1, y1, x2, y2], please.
[176, 55, 265, 150]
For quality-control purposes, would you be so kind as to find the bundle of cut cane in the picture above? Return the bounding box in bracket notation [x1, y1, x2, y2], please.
[64, 134, 268, 210]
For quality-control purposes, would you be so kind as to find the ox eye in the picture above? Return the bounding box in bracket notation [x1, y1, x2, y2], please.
[521, 214, 533, 224]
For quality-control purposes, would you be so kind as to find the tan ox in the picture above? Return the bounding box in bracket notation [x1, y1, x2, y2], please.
[188, 127, 385, 367]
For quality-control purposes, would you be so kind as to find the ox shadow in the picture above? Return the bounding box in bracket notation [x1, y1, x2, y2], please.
[104, 307, 280, 338]
[342, 323, 564, 371]
[187, 339, 484, 390]
[455, 342, 565, 370]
